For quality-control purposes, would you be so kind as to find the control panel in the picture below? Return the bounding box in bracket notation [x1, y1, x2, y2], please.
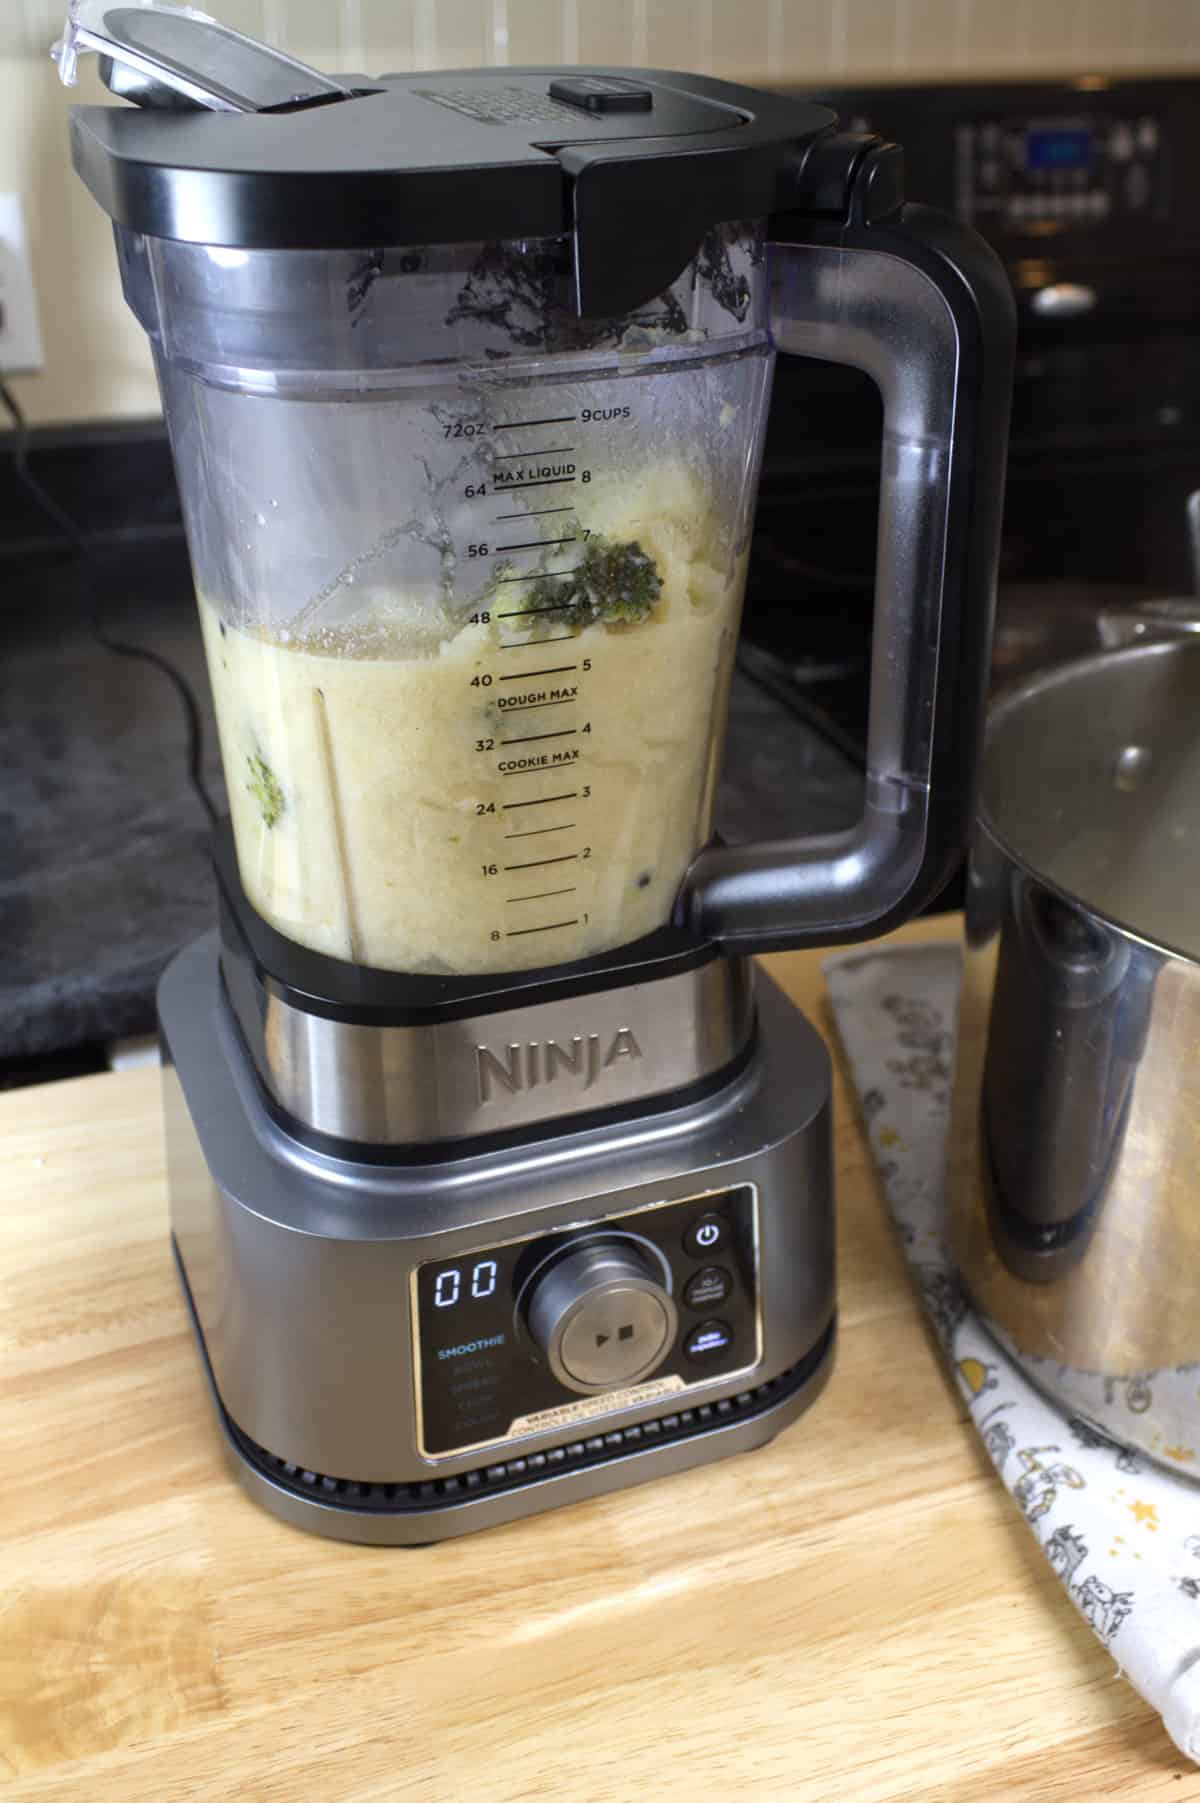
[955, 111, 1169, 232]
[413, 1185, 759, 1458]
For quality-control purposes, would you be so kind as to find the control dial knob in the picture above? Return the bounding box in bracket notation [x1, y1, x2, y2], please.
[527, 1238, 678, 1395]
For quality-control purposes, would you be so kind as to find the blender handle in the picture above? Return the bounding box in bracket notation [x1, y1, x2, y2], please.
[678, 142, 1015, 952]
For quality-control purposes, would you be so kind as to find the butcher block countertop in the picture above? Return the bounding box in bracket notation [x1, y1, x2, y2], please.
[2, 915, 1196, 1801]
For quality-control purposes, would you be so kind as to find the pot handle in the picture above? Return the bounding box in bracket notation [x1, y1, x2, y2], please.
[678, 139, 1015, 951]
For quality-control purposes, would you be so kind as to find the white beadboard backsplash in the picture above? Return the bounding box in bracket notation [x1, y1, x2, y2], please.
[9, 0, 1200, 73]
[4, 0, 1200, 423]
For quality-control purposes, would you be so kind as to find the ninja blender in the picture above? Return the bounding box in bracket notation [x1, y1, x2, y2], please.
[57, 2, 1013, 1542]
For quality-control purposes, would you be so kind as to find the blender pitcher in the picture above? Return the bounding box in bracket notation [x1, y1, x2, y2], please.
[138, 222, 778, 976]
[56, 5, 1015, 1545]
[58, 2, 1013, 986]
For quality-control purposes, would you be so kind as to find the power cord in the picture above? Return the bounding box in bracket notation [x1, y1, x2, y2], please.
[0, 376, 217, 826]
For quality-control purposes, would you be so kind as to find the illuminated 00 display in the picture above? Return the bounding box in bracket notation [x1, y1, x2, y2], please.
[433, 1259, 499, 1307]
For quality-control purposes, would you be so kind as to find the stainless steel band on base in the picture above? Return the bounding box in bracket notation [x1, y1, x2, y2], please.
[220, 933, 757, 1147]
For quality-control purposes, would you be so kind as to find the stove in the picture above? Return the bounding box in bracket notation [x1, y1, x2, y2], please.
[743, 75, 1200, 764]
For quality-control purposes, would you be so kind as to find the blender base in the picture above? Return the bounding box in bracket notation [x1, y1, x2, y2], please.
[173, 1235, 834, 1545]
[161, 932, 836, 1545]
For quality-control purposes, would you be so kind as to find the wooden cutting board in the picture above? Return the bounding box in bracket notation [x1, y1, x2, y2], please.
[1, 916, 1195, 1800]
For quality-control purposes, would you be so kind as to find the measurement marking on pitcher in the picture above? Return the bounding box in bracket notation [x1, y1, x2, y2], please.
[495, 537, 576, 552]
[494, 506, 575, 522]
[499, 730, 577, 746]
[504, 823, 576, 840]
[507, 887, 577, 904]
[496, 477, 577, 492]
[499, 664, 577, 681]
[496, 568, 579, 584]
[503, 854, 579, 871]
[494, 448, 574, 460]
[497, 602, 575, 620]
[501, 791, 578, 807]
[499, 641, 575, 653]
[499, 414, 576, 429]
[506, 919, 579, 938]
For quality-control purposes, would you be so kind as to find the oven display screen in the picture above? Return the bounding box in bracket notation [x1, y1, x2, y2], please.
[1026, 127, 1092, 172]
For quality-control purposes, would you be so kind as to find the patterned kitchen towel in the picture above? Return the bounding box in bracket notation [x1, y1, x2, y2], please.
[825, 940, 1200, 1763]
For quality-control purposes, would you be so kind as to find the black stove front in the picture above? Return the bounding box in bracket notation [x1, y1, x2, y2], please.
[741, 75, 1200, 849]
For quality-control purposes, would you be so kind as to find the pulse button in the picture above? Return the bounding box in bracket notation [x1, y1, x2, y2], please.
[685, 1320, 734, 1361]
[684, 1214, 727, 1258]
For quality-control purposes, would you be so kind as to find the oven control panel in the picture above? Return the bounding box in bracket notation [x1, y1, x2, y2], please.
[955, 110, 1170, 231]
[412, 1185, 760, 1458]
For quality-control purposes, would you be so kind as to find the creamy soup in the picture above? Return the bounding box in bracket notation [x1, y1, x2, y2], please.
[200, 465, 743, 974]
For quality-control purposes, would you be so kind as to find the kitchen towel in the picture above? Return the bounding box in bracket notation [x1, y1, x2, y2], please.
[826, 939, 1200, 1763]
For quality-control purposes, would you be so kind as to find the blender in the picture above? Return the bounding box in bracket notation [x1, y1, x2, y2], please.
[57, 3, 1014, 1543]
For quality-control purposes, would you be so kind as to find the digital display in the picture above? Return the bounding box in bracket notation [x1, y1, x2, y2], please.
[431, 1259, 499, 1308]
[1026, 127, 1092, 172]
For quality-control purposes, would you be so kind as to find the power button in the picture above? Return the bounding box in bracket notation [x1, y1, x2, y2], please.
[683, 1214, 727, 1259]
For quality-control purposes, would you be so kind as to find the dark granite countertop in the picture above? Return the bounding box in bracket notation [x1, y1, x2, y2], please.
[1, 534, 863, 1068]
[2, 539, 226, 1065]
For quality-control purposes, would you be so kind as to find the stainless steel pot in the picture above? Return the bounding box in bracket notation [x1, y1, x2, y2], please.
[949, 636, 1200, 1473]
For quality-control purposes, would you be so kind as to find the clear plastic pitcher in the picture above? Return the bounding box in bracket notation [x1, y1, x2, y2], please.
[122, 226, 770, 974]
[61, 13, 1013, 976]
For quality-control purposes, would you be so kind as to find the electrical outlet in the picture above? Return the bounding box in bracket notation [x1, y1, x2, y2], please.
[0, 194, 45, 375]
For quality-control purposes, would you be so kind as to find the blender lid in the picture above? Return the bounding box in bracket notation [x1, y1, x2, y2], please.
[61, 9, 838, 314]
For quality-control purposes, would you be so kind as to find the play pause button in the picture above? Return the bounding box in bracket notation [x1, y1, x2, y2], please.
[595, 1325, 637, 1348]
[559, 1289, 676, 1390]
[532, 1240, 682, 1395]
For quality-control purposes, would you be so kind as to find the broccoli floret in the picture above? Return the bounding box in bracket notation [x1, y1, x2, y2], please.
[524, 534, 662, 629]
[246, 751, 285, 828]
